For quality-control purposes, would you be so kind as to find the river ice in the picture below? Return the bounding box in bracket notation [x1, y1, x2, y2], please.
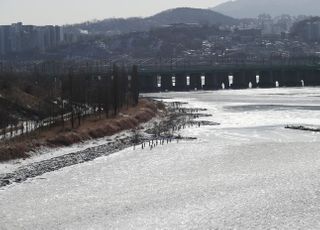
[2, 88, 320, 229]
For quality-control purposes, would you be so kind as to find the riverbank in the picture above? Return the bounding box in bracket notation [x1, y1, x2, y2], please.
[0, 99, 217, 187]
[0, 99, 163, 162]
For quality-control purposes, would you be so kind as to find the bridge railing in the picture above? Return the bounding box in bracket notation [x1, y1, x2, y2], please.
[0, 56, 319, 75]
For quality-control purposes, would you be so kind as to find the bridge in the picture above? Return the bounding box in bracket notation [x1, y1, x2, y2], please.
[1, 57, 320, 93]
[139, 63, 320, 92]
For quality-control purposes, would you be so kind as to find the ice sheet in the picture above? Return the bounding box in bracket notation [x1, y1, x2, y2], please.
[2, 88, 320, 229]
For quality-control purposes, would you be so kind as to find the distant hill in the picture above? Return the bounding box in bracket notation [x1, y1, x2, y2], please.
[50, 24, 228, 60]
[149, 8, 237, 26]
[67, 8, 238, 35]
[212, 0, 320, 18]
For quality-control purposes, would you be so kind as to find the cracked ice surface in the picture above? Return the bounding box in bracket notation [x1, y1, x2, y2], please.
[2, 88, 320, 229]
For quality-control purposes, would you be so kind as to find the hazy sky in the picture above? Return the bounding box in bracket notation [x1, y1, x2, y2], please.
[0, 0, 228, 25]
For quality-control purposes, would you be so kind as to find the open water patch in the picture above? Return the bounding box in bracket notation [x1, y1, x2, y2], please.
[225, 104, 320, 112]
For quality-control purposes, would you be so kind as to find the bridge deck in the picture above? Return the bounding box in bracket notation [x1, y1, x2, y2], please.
[138, 64, 320, 92]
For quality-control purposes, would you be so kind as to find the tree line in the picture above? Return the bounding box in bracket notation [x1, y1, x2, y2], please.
[0, 64, 139, 140]
[63, 64, 139, 128]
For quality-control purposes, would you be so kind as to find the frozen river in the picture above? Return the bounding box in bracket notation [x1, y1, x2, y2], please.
[2, 88, 320, 229]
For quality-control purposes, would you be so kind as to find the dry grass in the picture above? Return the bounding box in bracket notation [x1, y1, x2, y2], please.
[0, 143, 29, 161]
[0, 99, 161, 162]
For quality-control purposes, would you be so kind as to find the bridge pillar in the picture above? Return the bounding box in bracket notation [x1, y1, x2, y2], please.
[259, 70, 274, 88]
[279, 69, 301, 87]
[314, 69, 320, 85]
[299, 70, 309, 86]
[216, 72, 229, 89]
[190, 74, 202, 90]
[204, 72, 219, 90]
[304, 69, 320, 86]
[247, 71, 258, 88]
[271, 70, 283, 87]
[232, 70, 249, 89]
[160, 75, 172, 91]
[139, 75, 157, 92]
[175, 74, 187, 91]
[303, 70, 313, 86]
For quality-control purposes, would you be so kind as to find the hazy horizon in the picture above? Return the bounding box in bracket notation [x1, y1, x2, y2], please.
[0, 0, 227, 26]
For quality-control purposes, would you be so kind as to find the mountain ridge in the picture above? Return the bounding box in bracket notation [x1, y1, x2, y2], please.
[67, 7, 238, 35]
[212, 0, 320, 18]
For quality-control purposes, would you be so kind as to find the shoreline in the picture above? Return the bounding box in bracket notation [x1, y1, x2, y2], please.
[0, 100, 218, 187]
[0, 99, 162, 162]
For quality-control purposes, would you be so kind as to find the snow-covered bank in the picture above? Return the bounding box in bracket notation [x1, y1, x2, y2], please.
[2, 88, 320, 229]
[0, 131, 130, 175]
[0, 100, 212, 187]
[0, 98, 159, 162]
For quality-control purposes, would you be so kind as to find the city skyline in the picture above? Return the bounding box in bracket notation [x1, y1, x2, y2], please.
[0, 0, 227, 26]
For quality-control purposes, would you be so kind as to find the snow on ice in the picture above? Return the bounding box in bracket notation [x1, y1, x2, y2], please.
[2, 88, 320, 229]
